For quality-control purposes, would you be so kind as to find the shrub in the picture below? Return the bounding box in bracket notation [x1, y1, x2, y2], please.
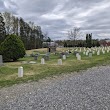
[0, 34, 25, 61]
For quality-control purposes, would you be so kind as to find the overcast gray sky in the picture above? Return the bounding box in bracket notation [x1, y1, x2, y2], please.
[0, 0, 110, 40]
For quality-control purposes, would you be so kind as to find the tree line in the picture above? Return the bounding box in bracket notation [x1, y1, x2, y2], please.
[0, 12, 44, 50]
[56, 39, 100, 48]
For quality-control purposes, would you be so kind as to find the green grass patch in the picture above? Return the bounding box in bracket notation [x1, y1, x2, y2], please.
[0, 48, 110, 87]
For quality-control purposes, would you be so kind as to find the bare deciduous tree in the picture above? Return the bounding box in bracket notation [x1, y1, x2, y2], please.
[68, 27, 81, 47]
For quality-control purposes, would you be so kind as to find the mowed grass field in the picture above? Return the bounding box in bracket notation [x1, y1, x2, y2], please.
[0, 47, 110, 87]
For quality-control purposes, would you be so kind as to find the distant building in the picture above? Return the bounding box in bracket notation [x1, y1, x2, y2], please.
[43, 42, 58, 47]
[100, 39, 110, 46]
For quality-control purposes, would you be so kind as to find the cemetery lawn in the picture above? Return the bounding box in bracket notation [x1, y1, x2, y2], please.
[0, 48, 110, 87]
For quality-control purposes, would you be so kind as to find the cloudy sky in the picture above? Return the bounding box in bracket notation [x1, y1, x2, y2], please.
[0, 0, 110, 40]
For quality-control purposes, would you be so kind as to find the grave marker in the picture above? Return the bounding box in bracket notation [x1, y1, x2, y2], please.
[89, 52, 92, 58]
[58, 59, 62, 65]
[18, 66, 23, 77]
[41, 58, 45, 64]
[63, 55, 66, 60]
[77, 55, 81, 60]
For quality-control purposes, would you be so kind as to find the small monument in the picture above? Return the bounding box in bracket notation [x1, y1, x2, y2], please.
[58, 59, 62, 65]
[41, 58, 45, 64]
[89, 52, 92, 58]
[18, 66, 23, 77]
[97, 51, 100, 55]
[92, 51, 95, 54]
[77, 55, 81, 60]
[63, 55, 66, 60]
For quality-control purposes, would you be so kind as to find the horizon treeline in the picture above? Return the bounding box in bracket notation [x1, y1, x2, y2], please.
[0, 12, 44, 50]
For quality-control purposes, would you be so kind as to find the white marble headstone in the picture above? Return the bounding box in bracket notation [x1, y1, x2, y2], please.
[89, 53, 92, 58]
[58, 59, 62, 65]
[76, 52, 80, 57]
[77, 55, 81, 60]
[97, 51, 100, 55]
[18, 66, 23, 77]
[63, 55, 66, 60]
[41, 58, 45, 64]
[92, 51, 95, 54]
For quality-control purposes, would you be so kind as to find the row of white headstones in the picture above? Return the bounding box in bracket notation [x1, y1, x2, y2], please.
[73, 46, 110, 61]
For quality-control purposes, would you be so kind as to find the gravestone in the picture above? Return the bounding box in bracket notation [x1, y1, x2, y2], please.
[22, 61, 28, 64]
[75, 52, 79, 57]
[18, 66, 23, 77]
[63, 55, 66, 60]
[29, 61, 36, 64]
[102, 51, 105, 54]
[86, 51, 89, 56]
[43, 52, 50, 61]
[58, 59, 62, 65]
[83, 51, 85, 55]
[97, 51, 100, 55]
[107, 50, 109, 53]
[77, 55, 81, 60]
[41, 58, 45, 64]
[89, 52, 92, 58]
[0, 55, 3, 66]
[92, 51, 95, 54]
[34, 54, 39, 60]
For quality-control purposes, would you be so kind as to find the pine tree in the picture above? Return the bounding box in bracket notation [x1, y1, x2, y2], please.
[0, 13, 6, 45]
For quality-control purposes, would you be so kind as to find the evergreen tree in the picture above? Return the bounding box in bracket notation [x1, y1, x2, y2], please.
[86, 33, 92, 48]
[0, 34, 25, 61]
[0, 13, 6, 45]
[64, 42, 67, 47]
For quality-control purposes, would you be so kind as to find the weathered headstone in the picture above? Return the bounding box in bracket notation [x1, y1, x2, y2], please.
[92, 51, 95, 54]
[89, 52, 92, 58]
[76, 53, 79, 57]
[83, 51, 85, 55]
[34, 54, 38, 60]
[77, 55, 81, 60]
[29, 61, 36, 64]
[102, 50, 105, 54]
[18, 66, 23, 77]
[43, 52, 50, 61]
[41, 58, 45, 64]
[63, 55, 66, 60]
[97, 51, 100, 55]
[0, 55, 3, 66]
[107, 50, 109, 53]
[86, 51, 89, 56]
[58, 59, 62, 65]
[22, 61, 28, 64]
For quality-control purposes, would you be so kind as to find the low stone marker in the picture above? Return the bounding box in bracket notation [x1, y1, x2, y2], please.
[76, 53, 79, 57]
[29, 61, 36, 64]
[18, 66, 23, 77]
[63, 55, 66, 60]
[41, 58, 45, 64]
[0, 55, 3, 66]
[86, 51, 88, 56]
[58, 59, 62, 65]
[83, 51, 85, 55]
[102, 51, 105, 54]
[22, 61, 28, 64]
[89, 52, 92, 58]
[92, 51, 95, 54]
[107, 50, 109, 53]
[97, 51, 100, 55]
[77, 55, 81, 60]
